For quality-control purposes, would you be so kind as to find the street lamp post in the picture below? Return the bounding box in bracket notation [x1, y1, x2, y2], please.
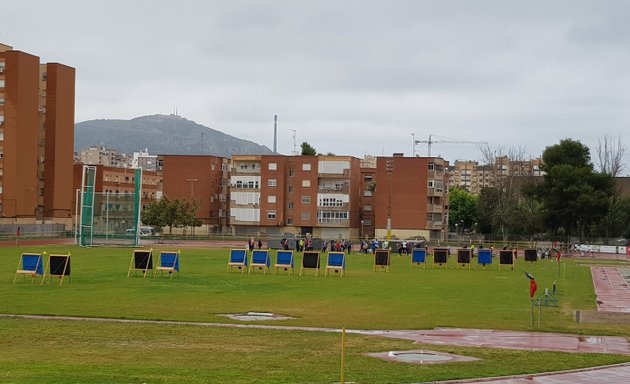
[360, 220, 365, 240]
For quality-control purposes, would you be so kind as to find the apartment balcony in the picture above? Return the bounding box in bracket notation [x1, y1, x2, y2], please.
[317, 203, 350, 211]
[427, 188, 446, 197]
[425, 221, 445, 230]
[230, 168, 261, 176]
[426, 204, 443, 214]
[316, 218, 350, 227]
[318, 184, 350, 194]
[229, 217, 260, 226]
[318, 169, 350, 178]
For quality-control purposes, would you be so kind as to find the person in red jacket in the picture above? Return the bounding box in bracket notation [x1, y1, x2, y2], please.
[529, 278, 538, 299]
[525, 272, 538, 299]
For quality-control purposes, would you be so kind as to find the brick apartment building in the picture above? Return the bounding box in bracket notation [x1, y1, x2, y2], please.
[373, 154, 449, 241]
[0, 43, 75, 226]
[229, 155, 362, 239]
[157, 155, 230, 232]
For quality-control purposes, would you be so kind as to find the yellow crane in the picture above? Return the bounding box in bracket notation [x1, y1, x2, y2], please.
[414, 134, 488, 157]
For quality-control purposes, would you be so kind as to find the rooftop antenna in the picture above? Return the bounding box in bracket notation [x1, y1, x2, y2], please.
[411, 133, 416, 157]
[273, 115, 278, 153]
[289, 129, 297, 155]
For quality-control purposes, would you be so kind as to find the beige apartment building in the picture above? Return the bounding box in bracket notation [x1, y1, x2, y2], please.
[0, 43, 75, 225]
[450, 157, 544, 194]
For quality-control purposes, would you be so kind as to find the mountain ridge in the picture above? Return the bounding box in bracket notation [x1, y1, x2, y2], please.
[74, 114, 274, 157]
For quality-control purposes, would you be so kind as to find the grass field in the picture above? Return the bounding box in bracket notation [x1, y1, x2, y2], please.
[1, 245, 629, 383]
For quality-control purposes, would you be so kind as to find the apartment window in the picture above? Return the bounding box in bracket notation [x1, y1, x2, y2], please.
[363, 219, 372, 225]
[289, 169, 295, 177]
[320, 197, 343, 207]
[288, 201, 294, 209]
[0, 80, 4, 88]
[302, 180, 311, 187]
[268, 195, 276, 203]
[363, 204, 373, 211]
[287, 218, 293, 225]
[301, 196, 310, 204]
[288, 186, 294, 193]
[300, 212, 310, 221]
[0, 98, 4, 106]
[0, 132, 3, 141]
[268, 163, 277, 170]
[428, 163, 435, 171]
[268, 179, 277, 187]
[302, 163, 311, 171]
[364, 175, 373, 181]
[267, 211, 277, 219]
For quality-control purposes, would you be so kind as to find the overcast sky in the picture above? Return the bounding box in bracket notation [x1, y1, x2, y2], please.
[2, 1, 630, 172]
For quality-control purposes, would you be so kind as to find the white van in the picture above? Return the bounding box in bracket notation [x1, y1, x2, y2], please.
[126, 226, 157, 237]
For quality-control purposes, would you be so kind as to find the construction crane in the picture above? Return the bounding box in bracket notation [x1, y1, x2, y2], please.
[414, 134, 488, 157]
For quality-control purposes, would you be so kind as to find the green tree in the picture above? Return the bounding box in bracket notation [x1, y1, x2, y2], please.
[301, 142, 317, 156]
[476, 187, 520, 239]
[517, 182, 545, 239]
[141, 197, 199, 235]
[538, 139, 615, 240]
[448, 187, 478, 232]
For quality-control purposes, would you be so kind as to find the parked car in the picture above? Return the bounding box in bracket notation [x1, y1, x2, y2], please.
[126, 226, 158, 237]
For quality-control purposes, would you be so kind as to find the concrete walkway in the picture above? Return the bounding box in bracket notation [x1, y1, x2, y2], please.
[591, 267, 630, 313]
[357, 328, 630, 356]
[439, 363, 630, 383]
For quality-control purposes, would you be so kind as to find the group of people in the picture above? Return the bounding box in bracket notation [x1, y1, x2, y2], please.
[321, 239, 352, 253]
[280, 236, 314, 252]
[247, 238, 263, 251]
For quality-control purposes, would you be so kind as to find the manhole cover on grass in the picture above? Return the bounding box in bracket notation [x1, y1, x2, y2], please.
[367, 350, 480, 365]
[389, 351, 453, 362]
[219, 312, 294, 321]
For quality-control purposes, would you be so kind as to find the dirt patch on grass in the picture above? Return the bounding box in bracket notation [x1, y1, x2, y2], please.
[576, 310, 630, 324]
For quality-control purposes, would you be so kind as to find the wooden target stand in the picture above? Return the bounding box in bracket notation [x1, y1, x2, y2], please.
[41, 253, 71, 286]
[456, 248, 472, 270]
[477, 249, 493, 269]
[432, 248, 449, 269]
[274, 250, 294, 274]
[249, 249, 270, 274]
[373, 249, 391, 272]
[524, 249, 538, 263]
[499, 250, 515, 271]
[410, 248, 427, 268]
[300, 251, 321, 276]
[227, 249, 248, 273]
[14, 252, 45, 284]
[127, 249, 153, 278]
[325, 252, 345, 277]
